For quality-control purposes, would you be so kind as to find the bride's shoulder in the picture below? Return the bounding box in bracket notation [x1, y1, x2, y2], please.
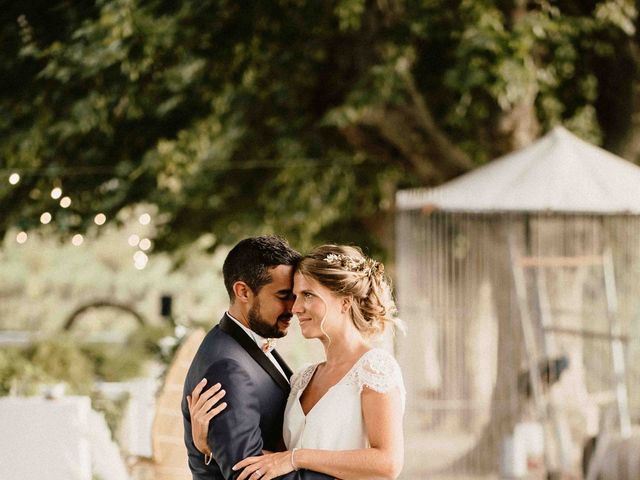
[290, 362, 320, 392]
[352, 348, 405, 395]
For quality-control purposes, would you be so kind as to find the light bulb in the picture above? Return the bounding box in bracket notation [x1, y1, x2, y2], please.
[94, 213, 106, 225]
[40, 212, 52, 224]
[72, 234, 84, 246]
[133, 251, 148, 263]
[128, 234, 140, 247]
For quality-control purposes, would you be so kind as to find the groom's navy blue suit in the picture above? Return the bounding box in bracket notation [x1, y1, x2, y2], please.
[182, 314, 332, 480]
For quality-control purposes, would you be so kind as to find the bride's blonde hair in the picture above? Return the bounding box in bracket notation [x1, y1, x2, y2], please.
[296, 245, 399, 337]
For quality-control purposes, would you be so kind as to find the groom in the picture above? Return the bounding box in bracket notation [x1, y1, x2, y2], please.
[182, 236, 332, 480]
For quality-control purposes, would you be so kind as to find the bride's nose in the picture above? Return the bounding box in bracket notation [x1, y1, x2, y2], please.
[292, 295, 304, 314]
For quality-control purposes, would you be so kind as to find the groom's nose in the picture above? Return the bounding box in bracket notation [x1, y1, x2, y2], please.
[284, 295, 295, 311]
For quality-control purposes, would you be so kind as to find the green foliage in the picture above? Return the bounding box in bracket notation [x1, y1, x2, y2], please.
[123, 323, 176, 363]
[0, 348, 48, 396]
[0, 323, 181, 441]
[81, 343, 145, 383]
[0, 324, 175, 395]
[0, 340, 93, 396]
[1, 0, 637, 255]
[90, 390, 131, 439]
[31, 337, 95, 393]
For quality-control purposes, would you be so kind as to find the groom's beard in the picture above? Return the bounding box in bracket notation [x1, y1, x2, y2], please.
[248, 298, 290, 339]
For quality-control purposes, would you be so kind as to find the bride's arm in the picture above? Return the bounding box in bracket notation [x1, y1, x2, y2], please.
[233, 386, 404, 480]
[186, 378, 228, 456]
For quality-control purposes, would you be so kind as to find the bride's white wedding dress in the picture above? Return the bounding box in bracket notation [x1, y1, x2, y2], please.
[283, 348, 406, 450]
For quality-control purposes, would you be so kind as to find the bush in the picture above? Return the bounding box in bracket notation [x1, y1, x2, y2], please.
[0, 324, 176, 395]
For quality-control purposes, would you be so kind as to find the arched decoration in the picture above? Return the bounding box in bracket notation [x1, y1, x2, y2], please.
[63, 300, 146, 331]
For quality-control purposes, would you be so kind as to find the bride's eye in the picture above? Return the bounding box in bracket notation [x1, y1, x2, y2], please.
[304, 292, 314, 299]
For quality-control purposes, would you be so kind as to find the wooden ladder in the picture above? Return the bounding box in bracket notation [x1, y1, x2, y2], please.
[508, 235, 631, 478]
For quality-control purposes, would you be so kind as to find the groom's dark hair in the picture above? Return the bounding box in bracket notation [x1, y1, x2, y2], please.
[223, 235, 301, 301]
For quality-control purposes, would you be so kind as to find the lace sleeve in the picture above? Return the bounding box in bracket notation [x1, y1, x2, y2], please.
[356, 349, 406, 406]
[289, 364, 317, 396]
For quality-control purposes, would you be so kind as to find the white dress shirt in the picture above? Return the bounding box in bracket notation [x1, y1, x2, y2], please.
[226, 312, 289, 383]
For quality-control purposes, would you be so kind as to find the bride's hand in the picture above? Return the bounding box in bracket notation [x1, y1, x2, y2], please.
[232, 451, 295, 480]
[186, 378, 227, 455]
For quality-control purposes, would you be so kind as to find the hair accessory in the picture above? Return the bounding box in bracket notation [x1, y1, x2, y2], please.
[323, 253, 382, 276]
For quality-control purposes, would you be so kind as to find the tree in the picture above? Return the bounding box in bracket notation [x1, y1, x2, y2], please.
[2, 2, 638, 475]
[1, 0, 637, 257]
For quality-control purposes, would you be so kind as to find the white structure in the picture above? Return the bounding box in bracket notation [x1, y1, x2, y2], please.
[0, 396, 129, 480]
[396, 126, 640, 479]
[98, 375, 159, 457]
[398, 126, 640, 214]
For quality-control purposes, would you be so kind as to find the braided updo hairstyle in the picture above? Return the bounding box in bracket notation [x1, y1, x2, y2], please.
[296, 245, 399, 337]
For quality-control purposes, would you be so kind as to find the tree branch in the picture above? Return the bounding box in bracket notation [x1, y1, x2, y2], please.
[399, 70, 475, 172]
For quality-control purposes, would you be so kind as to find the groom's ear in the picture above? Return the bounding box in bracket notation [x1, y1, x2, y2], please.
[232, 281, 253, 304]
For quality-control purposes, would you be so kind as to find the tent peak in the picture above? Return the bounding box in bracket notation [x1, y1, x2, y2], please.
[397, 125, 640, 214]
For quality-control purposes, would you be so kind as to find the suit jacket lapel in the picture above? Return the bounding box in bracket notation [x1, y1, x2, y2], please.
[219, 314, 291, 393]
[271, 349, 293, 381]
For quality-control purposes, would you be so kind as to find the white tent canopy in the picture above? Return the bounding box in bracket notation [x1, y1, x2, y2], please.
[397, 126, 640, 214]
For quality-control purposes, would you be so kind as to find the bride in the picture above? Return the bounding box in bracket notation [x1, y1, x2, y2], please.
[188, 245, 405, 479]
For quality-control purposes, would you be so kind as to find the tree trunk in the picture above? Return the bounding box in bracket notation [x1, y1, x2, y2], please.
[599, 36, 640, 163]
[447, 220, 526, 473]
[493, 82, 541, 156]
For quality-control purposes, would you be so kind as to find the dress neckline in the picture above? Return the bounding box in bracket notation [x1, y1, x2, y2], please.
[298, 348, 376, 417]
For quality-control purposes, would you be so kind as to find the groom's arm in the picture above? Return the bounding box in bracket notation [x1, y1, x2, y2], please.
[204, 359, 332, 480]
[204, 358, 264, 479]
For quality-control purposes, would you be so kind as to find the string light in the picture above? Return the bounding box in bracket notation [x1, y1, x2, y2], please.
[133, 251, 148, 263]
[40, 212, 52, 224]
[94, 213, 106, 225]
[4, 160, 380, 248]
[133, 250, 148, 270]
[8, 189, 160, 249]
[71, 234, 84, 246]
[0, 157, 375, 178]
[128, 234, 140, 247]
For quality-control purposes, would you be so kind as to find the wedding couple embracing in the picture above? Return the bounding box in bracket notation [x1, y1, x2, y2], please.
[182, 236, 405, 480]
